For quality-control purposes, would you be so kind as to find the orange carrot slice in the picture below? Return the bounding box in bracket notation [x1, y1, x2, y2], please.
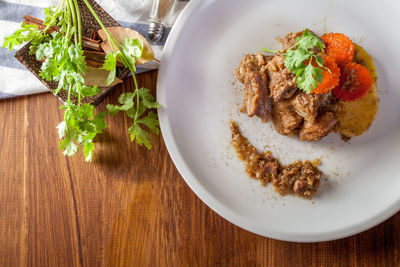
[332, 62, 372, 101]
[322, 33, 354, 66]
[312, 56, 340, 94]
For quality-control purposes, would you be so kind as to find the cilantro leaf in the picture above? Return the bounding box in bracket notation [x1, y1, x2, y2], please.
[122, 37, 143, 59]
[314, 55, 324, 68]
[296, 29, 325, 51]
[2, 22, 39, 51]
[128, 124, 152, 149]
[78, 85, 100, 97]
[71, 72, 84, 84]
[105, 68, 116, 86]
[106, 92, 136, 115]
[102, 52, 119, 71]
[68, 45, 87, 73]
[106, 104, 122, 116]
[133, 102, 147, 119]
[120, 37, 143, 71]
[91, 112, 108, 133]
[56, 121, 66, 138]
[40, 59, 60, 81]
[76, 103, 94, 118]
[43, 6, 61, 28]
[296, 62, 324, 94]
[118, 92, 136, 110]
[83, 142, 95, 162]
[102, 52, 119, 85]
[137, 112, 159, 134]
[138, 88, 160, 108]
[59, 129, 78, 156]
[284, 48, 310, 71]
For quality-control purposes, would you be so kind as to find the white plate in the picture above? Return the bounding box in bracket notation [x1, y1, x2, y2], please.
[157, 0, 400, 242]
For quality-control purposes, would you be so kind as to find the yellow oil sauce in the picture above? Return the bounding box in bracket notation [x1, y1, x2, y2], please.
[336, 43, 379, 138]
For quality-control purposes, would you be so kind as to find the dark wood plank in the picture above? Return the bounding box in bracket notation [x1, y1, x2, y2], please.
[0, 70, 399, 266]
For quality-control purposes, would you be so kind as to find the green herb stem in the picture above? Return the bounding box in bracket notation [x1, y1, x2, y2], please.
[262, 48, 279, 53]
[72, 0, 82, 47]
[67, 0, 78, 46]
[132, 72, 140, 123]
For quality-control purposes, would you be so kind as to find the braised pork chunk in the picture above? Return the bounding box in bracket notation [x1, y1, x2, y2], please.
[235, 53, 272, 122]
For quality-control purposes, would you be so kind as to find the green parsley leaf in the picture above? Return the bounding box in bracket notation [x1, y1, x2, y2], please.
[106, 92, 136, 115]
[78, 85, 100, 97]
[284, 48, 310, 71]
[296, 61, 324, 94]
[83, 141, 95, 162]
[138, 88, 160, 109]
[120, 37, 143, 71]
[101, 52, 119, 85]
[106, 104, 121, 116]
[296, 29, 325, 51]
[56, 121, 66, 139]
[2, 22, 39, 51]
[122, 37, 143, 59]
[137, 112, 159, 135]
[68, 45, 87, 73]
[128, 123, 152, 149]
[76, 103, 94, 118]
[105, 67, 116, 86]
[40, 59, 60, 81]
[59, 129, 78, 156]
[314, 54, 325, 68]
[118, 92, 135, 107]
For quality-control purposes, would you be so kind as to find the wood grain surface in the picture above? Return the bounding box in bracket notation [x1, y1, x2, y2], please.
[1, 71, 399, 267]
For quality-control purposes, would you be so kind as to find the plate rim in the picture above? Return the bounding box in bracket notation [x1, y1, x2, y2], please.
[156, 0, 400, 242]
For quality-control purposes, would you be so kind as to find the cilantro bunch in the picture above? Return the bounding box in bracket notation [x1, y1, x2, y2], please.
[263, 29, 327, 94]
[3, 0, 160, 161]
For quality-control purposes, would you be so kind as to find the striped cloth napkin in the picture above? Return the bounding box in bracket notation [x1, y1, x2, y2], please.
[0, 0, 188, 99]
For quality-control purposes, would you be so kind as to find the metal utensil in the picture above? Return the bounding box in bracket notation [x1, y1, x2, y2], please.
[148, 0, 178, 42]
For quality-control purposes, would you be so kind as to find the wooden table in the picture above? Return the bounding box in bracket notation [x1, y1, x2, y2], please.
[1, 71, 399, 266]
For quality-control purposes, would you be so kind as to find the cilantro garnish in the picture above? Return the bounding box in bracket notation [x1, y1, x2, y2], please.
[263, 29, 327, 94]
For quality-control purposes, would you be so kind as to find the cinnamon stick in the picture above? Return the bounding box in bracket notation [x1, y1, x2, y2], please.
[83, 50, 124, 67]
[85, 59, 104, 68]
[23, 15, 102, 51]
